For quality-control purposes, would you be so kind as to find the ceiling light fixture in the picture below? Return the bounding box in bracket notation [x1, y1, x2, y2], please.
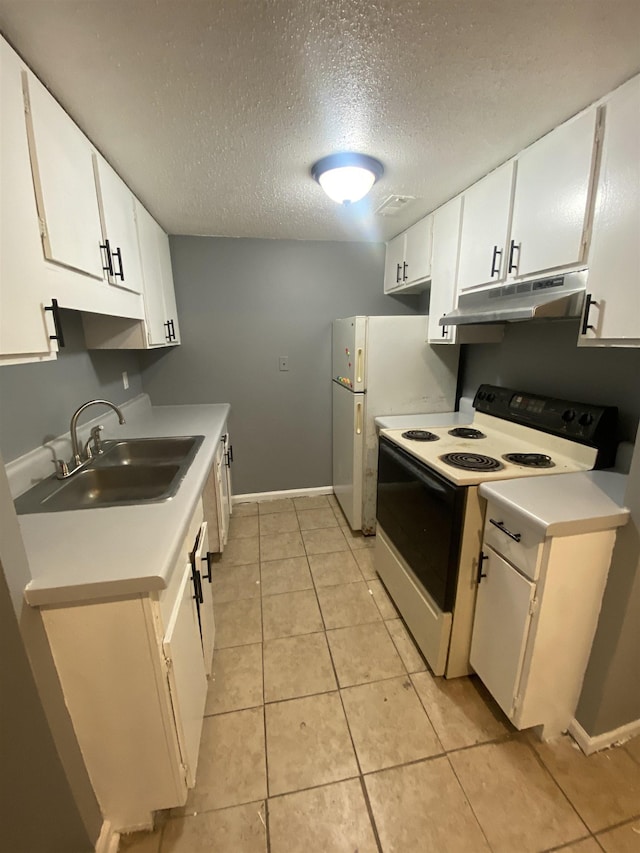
[311, 152, 384, 205]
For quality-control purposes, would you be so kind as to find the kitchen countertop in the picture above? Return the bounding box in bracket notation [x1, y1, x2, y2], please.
[479, 470, 630, 537]
[16, 400, 230, 607]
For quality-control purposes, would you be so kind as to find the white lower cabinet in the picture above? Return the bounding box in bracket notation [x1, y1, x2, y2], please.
[39, 500, 213, 832]
[202, 430, 233, 552]
[470, 502, 618, 739]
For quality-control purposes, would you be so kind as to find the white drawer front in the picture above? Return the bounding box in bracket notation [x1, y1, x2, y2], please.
[483, 503, 543, 581]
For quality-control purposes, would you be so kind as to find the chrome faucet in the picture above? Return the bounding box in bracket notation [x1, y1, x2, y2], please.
[60, 399, 126, 477]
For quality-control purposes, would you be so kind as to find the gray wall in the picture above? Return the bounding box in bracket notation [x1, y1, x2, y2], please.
[459, 319, 640, 736]
[0, 309, 144, 463]
[460, 319, 640, 442]
[140, 236, 419, 494]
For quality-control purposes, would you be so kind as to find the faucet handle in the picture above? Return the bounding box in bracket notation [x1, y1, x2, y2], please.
[89, 424, 104, 456]
[56, 459, 69, 479]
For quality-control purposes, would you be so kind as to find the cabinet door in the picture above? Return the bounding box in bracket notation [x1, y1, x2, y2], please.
[193, 522, 215, 676]
[163, 564, 208, 788]
[136, 200, 170, 346]
[0, 39, 58, 361]
[157, 228, 181, 344]
[469, 547, 536, 720]
[94, 155, 143, 294]
[402, 215, 432, 285]
[457, 162, 515, 292]
[22, 71, 104, 279]
[383, 233, 405, 293]
[427, 196, 463, 344]
[215, 439, 231, 548]
[510, 109, 598, 278]
[580, 76, 640, 344]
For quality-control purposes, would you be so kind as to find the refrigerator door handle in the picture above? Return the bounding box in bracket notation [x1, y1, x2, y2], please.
[356, 402, 363, 435]
[356, 348, 364, 384]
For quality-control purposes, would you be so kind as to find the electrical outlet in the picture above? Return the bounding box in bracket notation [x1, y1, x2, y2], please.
[122, 371, 129, 390]
[279, 357, 289, 372]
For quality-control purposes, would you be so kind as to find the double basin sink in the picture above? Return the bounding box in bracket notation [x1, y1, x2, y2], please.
[14, 436, 204, 514]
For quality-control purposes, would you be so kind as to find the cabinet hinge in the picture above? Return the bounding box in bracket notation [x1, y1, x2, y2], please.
[529, 598, 538, 617]
[163, 652, 173, 671]
[511, 695, 521, 716]
[147, 329, 152, 346]
[180, 763, 188, 785]
[38, 217, 47, 239]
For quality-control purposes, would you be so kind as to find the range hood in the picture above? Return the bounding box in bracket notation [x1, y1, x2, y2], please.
[440, 270, 588, 326]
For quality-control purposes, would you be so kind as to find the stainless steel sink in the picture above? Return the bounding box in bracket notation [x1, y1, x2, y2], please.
[14, 435, 205, 514]
[94, 436, 203, 467]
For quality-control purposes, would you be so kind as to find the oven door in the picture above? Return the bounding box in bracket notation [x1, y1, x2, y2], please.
[376, 436, 466, 611]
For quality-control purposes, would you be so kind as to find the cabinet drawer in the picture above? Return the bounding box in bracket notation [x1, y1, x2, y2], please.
[482, 503, 543, 581]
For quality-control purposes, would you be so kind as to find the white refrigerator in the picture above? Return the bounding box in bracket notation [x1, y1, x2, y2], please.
[332, 315, 459, 534]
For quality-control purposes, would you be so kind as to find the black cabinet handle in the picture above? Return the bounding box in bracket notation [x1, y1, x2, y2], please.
[441, 316, 447, 338]
[202, 552, 214, 583]
[507, 239, 520, 274]
[112, 247, 125, 281]
[477, 551, 489, 584]
[402, 261, 408, 282]
[164, 320, 172, 342]
[190, 563, 204, 604]
[44, 298, 65, 348]
[581, 293, 597, 336]
[169, 319, 176, 341]
[100, 240, 114, 276]
[490, 245, 502, 278]
[489, 518, 521, 542]
[396, 263, 402, 283]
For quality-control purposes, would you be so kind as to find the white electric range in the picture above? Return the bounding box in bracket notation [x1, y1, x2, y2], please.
[374, 384, 618, 679]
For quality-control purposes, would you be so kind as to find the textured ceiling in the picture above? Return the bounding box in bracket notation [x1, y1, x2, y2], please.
[1, 1, 639, 242]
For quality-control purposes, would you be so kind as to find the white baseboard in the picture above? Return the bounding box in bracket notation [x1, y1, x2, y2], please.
[568, 716, 640, 755]
[233, 486, 334, 504]
[95, 820, 120, 853]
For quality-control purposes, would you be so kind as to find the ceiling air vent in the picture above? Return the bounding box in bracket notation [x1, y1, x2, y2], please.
[375, 195, 416, 217]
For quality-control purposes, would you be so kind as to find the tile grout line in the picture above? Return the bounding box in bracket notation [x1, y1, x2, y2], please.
[444, 751, 497, 852]
[257, 514, 272, 853]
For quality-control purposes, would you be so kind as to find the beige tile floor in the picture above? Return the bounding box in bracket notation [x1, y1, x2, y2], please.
[121, 494, 640, 853]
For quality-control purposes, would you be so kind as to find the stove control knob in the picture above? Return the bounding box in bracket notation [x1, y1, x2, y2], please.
[477, 390, 486, 400]
[562, 409, 576, 423]
[486, 392, 496, 402]
[579, 412, 594, 427]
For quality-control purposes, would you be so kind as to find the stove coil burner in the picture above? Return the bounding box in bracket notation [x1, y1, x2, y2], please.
[503, 453, 555, 468]
[448, 427, 486, 439]
[440, 452, 503, 471]
[401, 430, 440, 442]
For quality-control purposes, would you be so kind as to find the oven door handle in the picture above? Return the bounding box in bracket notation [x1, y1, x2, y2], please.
[489, 518, 522, 542]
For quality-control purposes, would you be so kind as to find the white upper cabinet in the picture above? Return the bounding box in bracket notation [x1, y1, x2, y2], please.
[457, 162, 515, 292]
[383, 232, 406, 292]
[0, 39, 58, 362]
[579, 75, 640, 346]
[383, 214, 432, 294]
[22, 70, 105, 280]
[510, 109, 599, 279]
[427, 196, 463, 344]
[136, 200, 181, 346]
[94, 155, 144, 294]
[457, 110, 599, 293]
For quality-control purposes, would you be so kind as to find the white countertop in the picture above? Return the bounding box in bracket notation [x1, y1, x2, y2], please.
[16, 401, 230, 607]
[479, 470, 630, 537]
